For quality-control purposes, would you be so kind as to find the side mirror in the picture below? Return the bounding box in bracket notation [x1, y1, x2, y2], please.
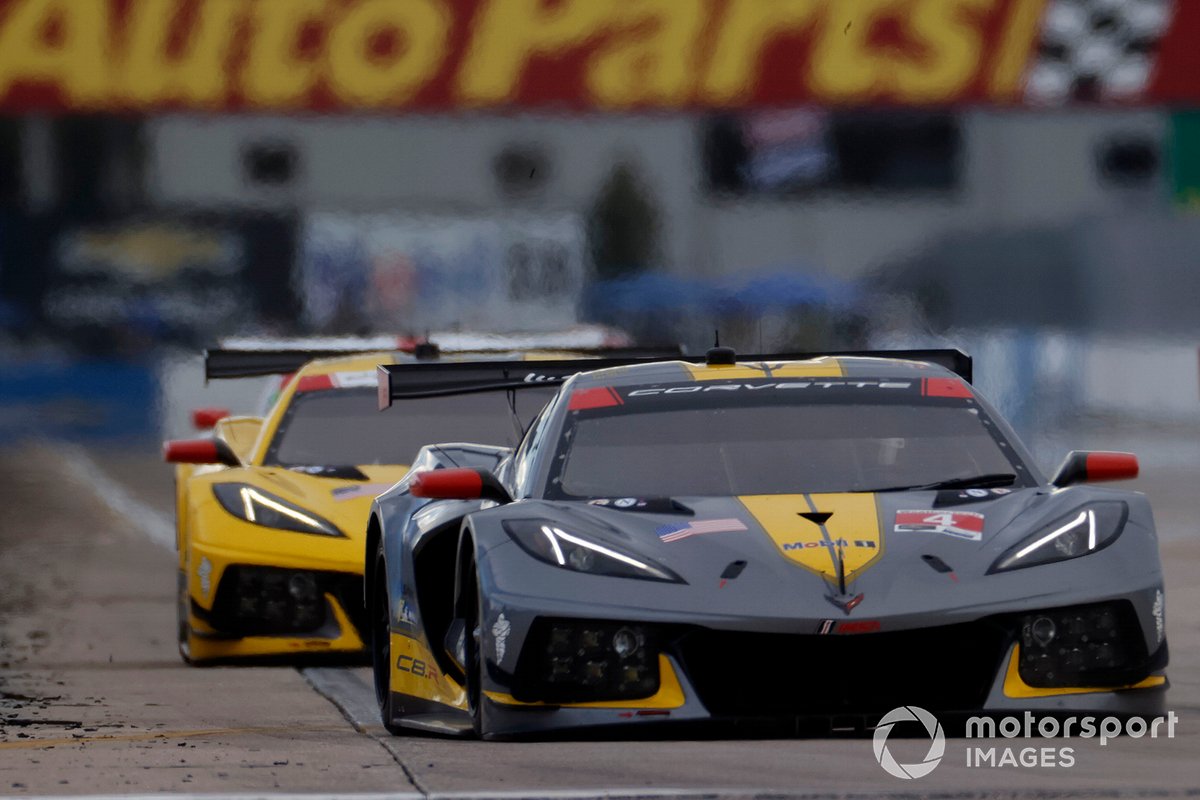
[1051, 451, 1139, 488]
[410, 467, 512, 504]
[163, 438, 240, 467]
[213, 416, 264, 464]
[192, 407, 231, 430]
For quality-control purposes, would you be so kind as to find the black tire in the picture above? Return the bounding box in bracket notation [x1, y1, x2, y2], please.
[462, 566, 484, 736]
[371, 541, 403, 735]
[176, 570, 193, 665]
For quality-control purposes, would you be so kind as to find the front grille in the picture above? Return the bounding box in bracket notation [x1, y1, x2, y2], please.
[675, 620, 1010, 718]
[511, 618, 662, 703]
[1018, 600, 1152, 688]
[206, 565, 365, 638]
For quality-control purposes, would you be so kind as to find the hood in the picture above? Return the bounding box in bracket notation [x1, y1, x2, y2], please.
[532, 487, 1072, 618]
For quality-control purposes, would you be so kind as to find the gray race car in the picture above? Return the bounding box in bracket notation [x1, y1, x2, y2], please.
[364, 348, 1168, 738]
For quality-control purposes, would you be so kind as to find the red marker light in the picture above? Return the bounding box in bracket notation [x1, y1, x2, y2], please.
[191, 407, 230, 430]
[568, 386, 624, 411]
[163, 439, 220, 464]
[922, 378, 973, 398]
[410, 468, 484, 499]
[1085, 452, 1139, 482]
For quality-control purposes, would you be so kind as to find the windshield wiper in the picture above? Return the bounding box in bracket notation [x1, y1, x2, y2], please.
[858, 472, 1018, 493]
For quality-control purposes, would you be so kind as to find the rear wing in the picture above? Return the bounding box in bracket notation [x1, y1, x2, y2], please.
[205, 344, 685, 382]
[204, 348, 392, 381]
[377, 348, 972, 409]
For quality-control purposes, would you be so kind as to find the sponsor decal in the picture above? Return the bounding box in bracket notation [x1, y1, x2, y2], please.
[617, 709, 671, 719]
[330, 482, 394, 501]
[588, 497, 689, 514]
[331, 370, 378, 388]
[895, 510, 985, 542]
[196, 556, 213, 597]
[838, 619, 880, 634]
[1152, 590, 1165, 644]
[934, 487, 1013, 507]
[783, 538, 876, 550]
[3, 0, 1188, 114]
[656, 518, 747, 543]
[491, 613, 511, 662]
[395, 654, 436, 679]
[628, 380, 912, 397]
[398, 599, 417, 626]
[743, 493, 884, 583]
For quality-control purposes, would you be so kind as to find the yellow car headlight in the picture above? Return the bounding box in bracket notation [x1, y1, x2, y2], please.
[212, 483, 344, 538]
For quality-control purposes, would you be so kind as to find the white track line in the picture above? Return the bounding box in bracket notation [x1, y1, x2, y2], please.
[54, 442, 175, 551]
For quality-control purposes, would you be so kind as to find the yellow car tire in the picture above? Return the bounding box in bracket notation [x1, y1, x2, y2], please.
[176, 570, 194, 665]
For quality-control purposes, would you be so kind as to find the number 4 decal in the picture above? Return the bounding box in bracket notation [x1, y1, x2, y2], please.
[894, 510, 986, 541]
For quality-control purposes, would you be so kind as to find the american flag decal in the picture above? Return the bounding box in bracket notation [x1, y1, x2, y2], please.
[656, 518, 748, 543]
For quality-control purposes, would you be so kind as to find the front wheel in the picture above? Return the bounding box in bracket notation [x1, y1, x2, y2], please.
[371, 542, 403, 735]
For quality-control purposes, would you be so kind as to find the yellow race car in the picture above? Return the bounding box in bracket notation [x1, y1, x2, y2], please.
[165, 342, 676, 664]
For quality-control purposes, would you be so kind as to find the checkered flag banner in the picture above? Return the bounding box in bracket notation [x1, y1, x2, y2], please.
[1026, 0, 1176, 103]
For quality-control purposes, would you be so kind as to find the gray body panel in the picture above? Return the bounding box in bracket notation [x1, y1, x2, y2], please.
[366, 357, 1168, 738]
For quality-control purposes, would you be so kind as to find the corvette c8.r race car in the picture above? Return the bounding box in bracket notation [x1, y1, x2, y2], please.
[164, 344, 638, 664]
[365, 349, 1168, 738]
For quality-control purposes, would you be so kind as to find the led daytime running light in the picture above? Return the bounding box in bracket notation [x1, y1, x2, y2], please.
[1013, 509, 1095, 560]
[542, 525, 652, 571]
[239, 486, 326, 530]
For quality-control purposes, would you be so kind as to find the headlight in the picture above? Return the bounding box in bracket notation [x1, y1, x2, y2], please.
[213, 483, 344, 538]
[989, 502, 1127, 573]
[502, 519, 683, 583]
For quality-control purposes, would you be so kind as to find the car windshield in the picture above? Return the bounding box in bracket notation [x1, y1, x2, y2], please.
[266, 387, 552, 468]
[549, 380, 1029, 497]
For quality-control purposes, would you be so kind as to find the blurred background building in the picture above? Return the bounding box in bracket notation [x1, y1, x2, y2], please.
[0, 0, 1197, 457]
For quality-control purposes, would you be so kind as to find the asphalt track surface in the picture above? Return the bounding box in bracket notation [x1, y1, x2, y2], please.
[1, 442, 1198, 798]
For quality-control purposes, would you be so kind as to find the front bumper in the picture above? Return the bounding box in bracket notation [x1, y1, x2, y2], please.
[475, 596, 1169, 738]
[183, 541, 367, 663]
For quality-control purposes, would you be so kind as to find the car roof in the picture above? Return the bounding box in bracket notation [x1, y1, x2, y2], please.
[568, 355, 961, 389]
